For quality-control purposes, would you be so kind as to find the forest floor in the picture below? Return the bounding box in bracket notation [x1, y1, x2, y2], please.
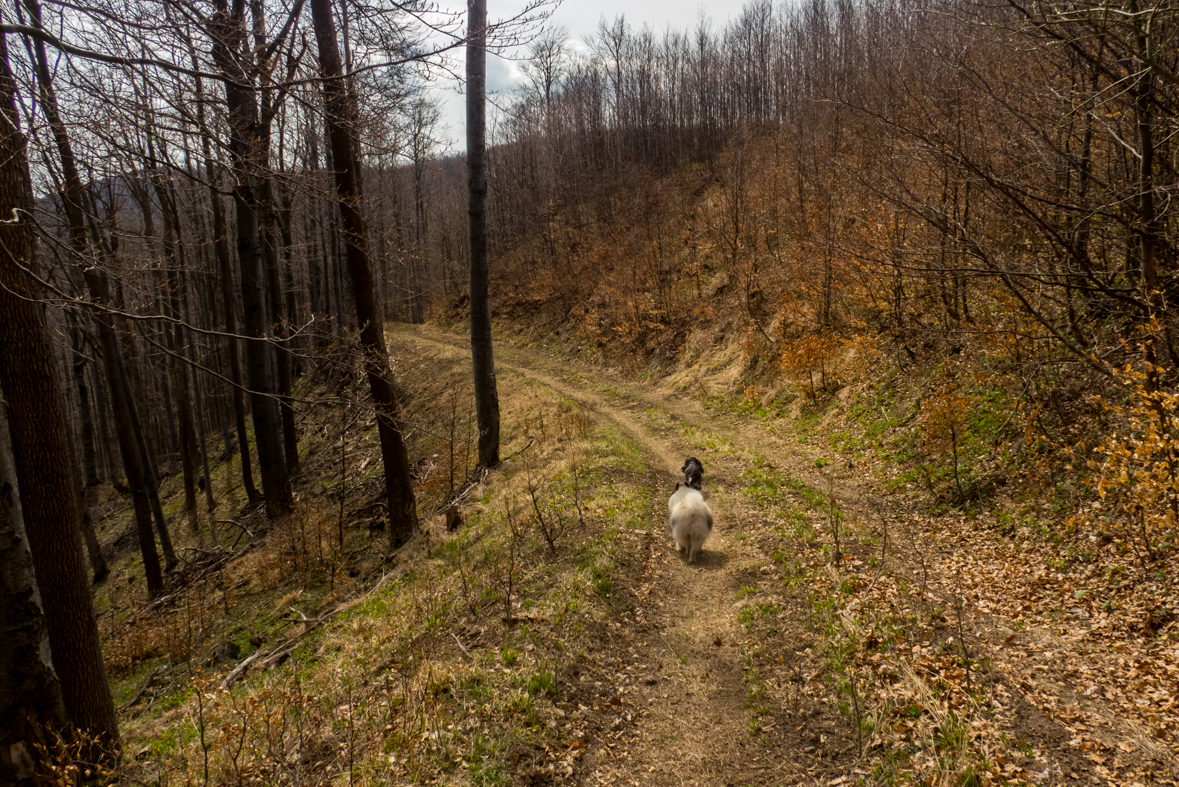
[100, 322, 1178, 787]
[390, 325, 1179, 787]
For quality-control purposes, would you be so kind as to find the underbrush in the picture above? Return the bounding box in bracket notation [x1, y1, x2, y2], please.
[682, 347, 1177, 784]
[733, 458, 1042, 786]
[704, 324, 1177, 563]
[99, 329, 660, 786]
[91, 318, 1179, 786]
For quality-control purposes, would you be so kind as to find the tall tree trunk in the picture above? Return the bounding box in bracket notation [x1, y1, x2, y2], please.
[91, 353, 117, 482]
[210, 0, 293, 516]
[192, 367, 217, 514]
[171, 201, 218, 515]
[151, 314, 181, 467]
[1130, 14, 1170, 376]
[143, 165, 201, 532]
[80, 199, 174, 578]
[69, 326, 100, 488]
[70, 444, 108, 584]
[303, 204, 324, 351]
[212, 173, 260, 502]
[253, 30, 300, 472]
[303, 107, 329, 344]
[322, 120, 349, 340]
[467, 0, 501, 467]
[259, 174, 300, 472]
[0, 27, 119, 753]
[124, 355, 176, 576]
[276, 180, 304, 375]
[65, 325, 111, 581]
[88, 223, 177, 571]
[310, 0, 419, 546]
[0, 381, 72, 786]
[162, 153, 215, 516]
[187, 32, 260, 502]
[93, 280, 168, 592]
[411, 150, 426, 324]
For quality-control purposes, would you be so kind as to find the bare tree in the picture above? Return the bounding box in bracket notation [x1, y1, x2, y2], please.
[468, 0, 500, 468]
[0, 26, 118, 755]
[209, 0, 294, 516]
[310, 0, 419, 546]
[18, 0, 175, 586]
[182, 26, 261, 504]
[408, 97, 440, 324]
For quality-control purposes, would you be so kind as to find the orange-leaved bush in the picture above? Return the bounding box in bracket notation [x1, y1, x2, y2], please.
[1090, 365, 1179, 560]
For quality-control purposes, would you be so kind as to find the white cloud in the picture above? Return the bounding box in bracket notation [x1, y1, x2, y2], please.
[428, 0, 748, 150]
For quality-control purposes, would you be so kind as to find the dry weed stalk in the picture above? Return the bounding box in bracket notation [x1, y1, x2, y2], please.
[524, 456, 586, 554]
[826, 475, 843, 565]
[456, 545, 482, 617]
[494, 504, 526, 625]
[952, 592, 973, 694]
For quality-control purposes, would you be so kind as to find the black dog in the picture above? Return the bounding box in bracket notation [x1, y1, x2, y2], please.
[681, 457, 704, 490]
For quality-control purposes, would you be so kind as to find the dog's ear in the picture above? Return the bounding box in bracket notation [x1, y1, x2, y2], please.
[675, 482, 682, 490]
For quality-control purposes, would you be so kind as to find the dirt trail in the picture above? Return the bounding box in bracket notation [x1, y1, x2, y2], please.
[499, 359, 793, 784]
[392, 326, 1179, 786]
[395, 328, 809, 784]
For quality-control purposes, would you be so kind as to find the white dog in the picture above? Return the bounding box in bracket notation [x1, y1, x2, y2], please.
[668, 483, 713, 564]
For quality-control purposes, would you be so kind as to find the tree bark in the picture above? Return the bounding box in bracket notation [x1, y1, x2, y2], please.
[259, 174, 300, 473]
[71, 446, 108, 584]
[67, 324, 110, 582]
[0, 26, 119, 754]
[210, 0, 293, 516]
[467, 0, 501, 468]
[252, 14, 301, 474]
[210, 163, 261, 502]
[81, 235, 171, 581]
[276, 181, 305, 375]
[0, 382, 72, 786]
[90, 353, 117, 483]
[310, 0, 419, 546]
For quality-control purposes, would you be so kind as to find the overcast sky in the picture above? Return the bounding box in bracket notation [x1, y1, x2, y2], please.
[428, 0, 748, 151]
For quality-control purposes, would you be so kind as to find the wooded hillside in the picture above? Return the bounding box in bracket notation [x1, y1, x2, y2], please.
[0, 0, 1176, 785]
[482, 0, 1179, 543]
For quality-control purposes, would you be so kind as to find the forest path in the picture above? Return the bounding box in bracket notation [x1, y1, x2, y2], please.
[393, 326, 810, 784]
[389, 325, 1178, 786]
